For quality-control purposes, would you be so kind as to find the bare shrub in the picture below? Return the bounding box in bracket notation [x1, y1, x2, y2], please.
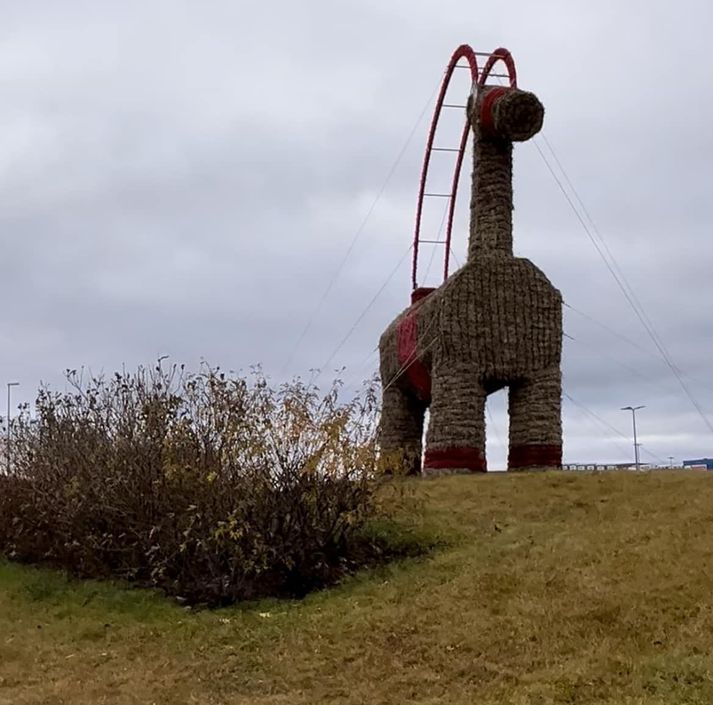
[0, 364, 392, 605]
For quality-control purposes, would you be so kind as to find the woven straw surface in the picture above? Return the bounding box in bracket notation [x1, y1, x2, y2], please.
[378, 86, 561, 475]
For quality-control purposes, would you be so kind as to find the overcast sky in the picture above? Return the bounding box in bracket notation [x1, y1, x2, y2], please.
[2, 0, 712, 468]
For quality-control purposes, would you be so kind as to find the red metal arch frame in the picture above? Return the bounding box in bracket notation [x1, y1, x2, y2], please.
[411, 45, 518, 292]
[479, 47, 517, 88]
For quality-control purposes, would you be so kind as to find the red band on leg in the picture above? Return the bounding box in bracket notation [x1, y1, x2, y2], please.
[509, 444, 562, 469]
[423, 447, 486, 474]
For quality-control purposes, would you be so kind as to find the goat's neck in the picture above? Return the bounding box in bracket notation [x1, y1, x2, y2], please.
[468, 134, 513, 259]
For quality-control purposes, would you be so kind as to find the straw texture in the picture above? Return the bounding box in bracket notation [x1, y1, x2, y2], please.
[379, 86, 562, 475]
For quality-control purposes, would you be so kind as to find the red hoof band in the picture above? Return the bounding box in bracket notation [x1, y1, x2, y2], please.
[423, 447, 486, 474]
[509, 444, 562, 469]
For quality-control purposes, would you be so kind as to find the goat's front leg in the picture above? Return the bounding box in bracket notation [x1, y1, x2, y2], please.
[423, 361, 486, 475]
[507, 366, 562, 470]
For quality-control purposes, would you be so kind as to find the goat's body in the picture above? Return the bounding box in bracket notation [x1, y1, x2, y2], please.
[381, 255, 561, 392]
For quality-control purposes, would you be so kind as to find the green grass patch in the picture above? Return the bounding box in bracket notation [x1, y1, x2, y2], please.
[4, 470, 713, 704]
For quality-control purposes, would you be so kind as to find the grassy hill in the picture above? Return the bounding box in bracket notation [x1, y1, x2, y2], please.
[3, 470, 713, 704]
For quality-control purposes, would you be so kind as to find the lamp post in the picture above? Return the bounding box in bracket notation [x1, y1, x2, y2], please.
[621, 405, 645, 472]
[6, 382, 19, 473]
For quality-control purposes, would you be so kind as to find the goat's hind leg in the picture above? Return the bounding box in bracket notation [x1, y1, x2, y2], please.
[379, 386, 426, 476]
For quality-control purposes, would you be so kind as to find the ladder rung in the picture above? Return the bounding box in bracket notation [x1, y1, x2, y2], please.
[442, 103, 466, 108]
[431, 147, 460, 153]
[419, 239, 446, 244]
[424, 193, 452, 198]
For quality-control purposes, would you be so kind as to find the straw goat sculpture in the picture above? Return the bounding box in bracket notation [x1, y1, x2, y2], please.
[378, 55, 563, 475]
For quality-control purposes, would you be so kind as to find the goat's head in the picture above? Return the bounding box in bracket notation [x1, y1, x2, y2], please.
[468, 86, 544, 142]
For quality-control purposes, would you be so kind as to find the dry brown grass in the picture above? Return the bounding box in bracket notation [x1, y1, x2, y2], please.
[4, 470, 713, 704]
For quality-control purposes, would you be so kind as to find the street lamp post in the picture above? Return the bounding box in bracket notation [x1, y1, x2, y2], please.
[6, 382, 19, 473]
[621, 405, 645, 472]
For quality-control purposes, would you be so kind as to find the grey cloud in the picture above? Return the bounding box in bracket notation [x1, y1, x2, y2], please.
[1, 0, 712, 468]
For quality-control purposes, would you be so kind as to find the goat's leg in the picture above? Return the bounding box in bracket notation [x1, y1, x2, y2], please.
[423, 362, 486, 475]
[379, 386, 426, 476]
[508, 367, 562, 471]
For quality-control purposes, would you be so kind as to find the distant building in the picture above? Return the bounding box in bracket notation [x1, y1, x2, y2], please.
[563, 463, 648, 471]
[682, 458, 713, 470]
